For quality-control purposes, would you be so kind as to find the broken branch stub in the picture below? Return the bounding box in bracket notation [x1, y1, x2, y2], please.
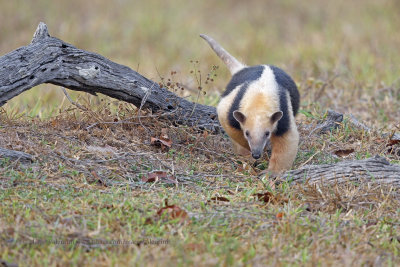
[0, 22, 221, 132]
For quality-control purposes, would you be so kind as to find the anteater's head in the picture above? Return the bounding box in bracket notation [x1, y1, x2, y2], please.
[233, 110, 283, 159]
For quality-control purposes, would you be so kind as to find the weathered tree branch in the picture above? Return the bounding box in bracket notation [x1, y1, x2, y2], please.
[282, 155, 400, 186]
[0, 148, 33, 162]
[0, 22, 220, 132]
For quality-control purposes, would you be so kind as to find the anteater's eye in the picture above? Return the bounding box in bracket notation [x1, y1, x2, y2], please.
[265, 131, 270, 137]
[245, 131, 250, 137]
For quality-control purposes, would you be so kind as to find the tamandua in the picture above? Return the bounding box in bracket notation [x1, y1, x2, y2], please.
[200, 34, 300, 174]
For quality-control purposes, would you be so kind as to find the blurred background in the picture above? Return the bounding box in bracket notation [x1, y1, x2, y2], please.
[1, 0, 399, 128]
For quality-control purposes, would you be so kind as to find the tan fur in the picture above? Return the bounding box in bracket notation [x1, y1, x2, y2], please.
[269, 119, 299, 174]
[268, 91, 299, 174]
[218, 84, 298, 175]
[200, 34, 245, 75]
[242, 92, 277, 129]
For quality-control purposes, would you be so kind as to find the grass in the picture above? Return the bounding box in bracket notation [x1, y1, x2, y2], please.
[1, 0, 400, 266]
[1, 102, 399, 266]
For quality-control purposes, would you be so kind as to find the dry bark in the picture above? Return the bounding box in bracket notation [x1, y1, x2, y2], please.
[282, 155, 400, 186]
[0, 22, 221, 132]
[0, 148, 33, 162]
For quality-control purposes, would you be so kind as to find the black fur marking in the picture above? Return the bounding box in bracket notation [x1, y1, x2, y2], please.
[222, 65, 264, 97]
[228, 83, 250, 130]
[269, 65, 300, 116]
[275, 86, 290, 136]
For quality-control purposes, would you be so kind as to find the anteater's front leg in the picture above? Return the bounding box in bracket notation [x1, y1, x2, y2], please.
[268, 128, 299, 175]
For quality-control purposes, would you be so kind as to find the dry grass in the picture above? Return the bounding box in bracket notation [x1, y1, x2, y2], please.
[1, 0, 400, 266]
[1, 100, 400, 266]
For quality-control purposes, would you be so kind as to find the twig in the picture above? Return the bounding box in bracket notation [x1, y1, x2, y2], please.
[299, 142, 325, 168]
[348, 114, 371, 132]
[137, 82, 156, 134]
[61, 87, 88, 111]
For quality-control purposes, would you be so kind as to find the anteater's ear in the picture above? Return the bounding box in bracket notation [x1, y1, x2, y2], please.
[270, 111, 283, 124]
[233, 110, 246, 124]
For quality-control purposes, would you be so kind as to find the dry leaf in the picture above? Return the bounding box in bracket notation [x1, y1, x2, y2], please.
[334, 148, 355, 157]
[101, 204, 115, 210]
[254, 192, 274, 203]
[144, 217, 154, 225]
[304, 203, 312, 212]
[254, 192, 288, 204]
[51, 119, 58, 127]
[276, 212, 284, 219]
[150, 136, 173, 151]
[141, 171, 177, 184]
[226, 190, 235, 195]
[388, 139, 400, 146]
[185, 243, 204, 252]
[209, 196, 230, 202]
[159, 137, 173, 147]
[150, 128, 173, 150]
[157, 199, 188, 223]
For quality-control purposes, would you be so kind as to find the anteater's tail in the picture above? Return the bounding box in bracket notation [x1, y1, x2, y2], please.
[200, 34, 245, 75]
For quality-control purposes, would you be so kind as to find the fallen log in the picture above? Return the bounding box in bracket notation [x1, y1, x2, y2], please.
[282, 155, 400, 186]
[0, 22, 221, 132]
[0, 148, 33, 162]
